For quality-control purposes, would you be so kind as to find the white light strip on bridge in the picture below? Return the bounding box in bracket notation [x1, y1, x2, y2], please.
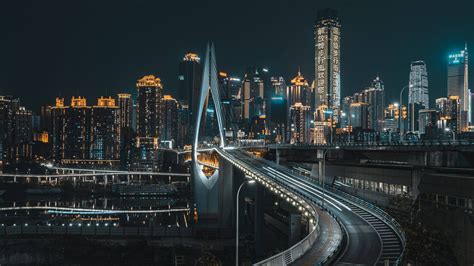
[264, 169, 343, 212]
[263, 166, 351, 211]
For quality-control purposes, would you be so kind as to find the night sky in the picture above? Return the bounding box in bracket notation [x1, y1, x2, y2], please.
[1, 0, 473, 112]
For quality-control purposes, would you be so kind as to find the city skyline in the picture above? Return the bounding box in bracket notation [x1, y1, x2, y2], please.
[2, 0, 473, 112]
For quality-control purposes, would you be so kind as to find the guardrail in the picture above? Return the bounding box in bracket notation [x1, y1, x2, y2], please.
[236, 139, 474, 149]
[216, 149, 325, 266]
[287, 166, 406, 265]
[325, 187, 406, 265]
[227, 150, 346, 265]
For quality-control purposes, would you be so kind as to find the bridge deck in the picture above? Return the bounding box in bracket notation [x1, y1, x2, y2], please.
[292, 208, 342, 265]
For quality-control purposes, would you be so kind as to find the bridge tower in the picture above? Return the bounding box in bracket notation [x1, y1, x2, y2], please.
[192, 43, 230, 220]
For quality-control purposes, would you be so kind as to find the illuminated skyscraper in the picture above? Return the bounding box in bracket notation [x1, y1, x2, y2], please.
[90, 97, 120, 162]
[408, 61, 429, 132]
[62, 97, 91, 163]
[409, 61, 429, 108]
[242, 67, 266, 127]
[117, 93, 132, 130]
[288, 71, 311, 108]
[315, 8, 341, 120]
[178, 53, 202, 144]
[289, 103, 311, 144]
[134, 75, 162, 171]
[447, 45, 469, 127]
[160, 95, 178, 148]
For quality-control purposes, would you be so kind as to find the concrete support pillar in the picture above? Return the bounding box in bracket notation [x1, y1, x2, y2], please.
[73, 177, 77, 188]
[254, 183, 264, 258]
[289, 213, 302, 246]
[104, 175, 108, 188]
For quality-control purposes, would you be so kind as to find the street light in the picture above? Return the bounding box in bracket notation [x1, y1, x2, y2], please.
[236, 179, 256, 266]
[322, 146, 340, 208]
[445, 128, 455, 141]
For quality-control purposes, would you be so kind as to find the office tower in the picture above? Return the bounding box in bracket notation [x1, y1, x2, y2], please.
[177, 104, 190, 148]
[40, 105, 52, 132]
[349, 102, 369, 129]
[362, 77, 385, 132]
[409, 61, 429, 108]
[447, 45, 469, 127]
[384, 103, 400, 133]
[134, 75, 162, 171]
[248, 115, 267, 140]
[117, 93, 132, 130]
[269, 95, 288, 143]
[0, 96, 20, 163]
[419, 109, 439, 135]
[289, 103, 311, 144]
[408, 61, 429, 132]
[439, 96, 461, 133]
[315, 8, 341, 120]
[218, 71, 231, 133]
[160, 95, 178, 148]
[408, 102, 423, 132]
[288, 71, 312, 108]
[90, 97, 120, 161]
[340, 96, 352, 129]
[271, 77, 286, 96]
[436, 97, 448, 117]
[242, 67, 266, 128]
[178, 53, 202, 144]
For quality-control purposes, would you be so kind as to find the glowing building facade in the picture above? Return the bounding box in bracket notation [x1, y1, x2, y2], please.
[447, 45, 469, 128]
[315, 8, 341, 122]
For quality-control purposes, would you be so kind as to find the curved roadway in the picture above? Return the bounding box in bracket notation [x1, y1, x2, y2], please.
[226, 149, 403, 265]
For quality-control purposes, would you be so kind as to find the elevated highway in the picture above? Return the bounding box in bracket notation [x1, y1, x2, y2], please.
[219, 148, 405, 265]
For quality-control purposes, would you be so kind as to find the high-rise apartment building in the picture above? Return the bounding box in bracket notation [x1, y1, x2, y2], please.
[117, 93, 132, 130]
[90, 97, 120, 162]
[160, 95, 178, 148]
[289, 103, 311, 144]
[133, 75, 162, 171]
[315, 8, 341, 120]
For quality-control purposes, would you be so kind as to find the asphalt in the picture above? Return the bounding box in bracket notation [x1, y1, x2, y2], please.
[228, 150, 383, 265]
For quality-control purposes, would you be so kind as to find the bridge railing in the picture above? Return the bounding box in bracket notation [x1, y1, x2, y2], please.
[285, 166, 407, 265]
[229, 150, 347, 265]
[247, 154, 405, 265]
[237, 139, 474, 149]
[216, 149, 325, 265]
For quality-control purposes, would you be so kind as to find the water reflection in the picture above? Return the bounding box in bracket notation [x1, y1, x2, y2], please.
[0, 195, 191, 228]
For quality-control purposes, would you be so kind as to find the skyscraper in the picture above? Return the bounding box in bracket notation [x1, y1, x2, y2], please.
[289, 103, 311, 144]
[409, 61, 429, 108]
[160, 95, 178, 148]
[447, 45, 469, 127]
[315, 8, 341, 121]
[178, 53, 202, 144]
[117, 93, 132, 130]
[242, 67, 266, 127]
[288, 71, 311, 108]
[408, 61, 429, 132]
[134, 75, 162, 171]
[90, 97, 120, 162]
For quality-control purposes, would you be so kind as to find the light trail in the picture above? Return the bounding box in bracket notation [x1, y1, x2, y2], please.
[0, 206, 190, 214]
